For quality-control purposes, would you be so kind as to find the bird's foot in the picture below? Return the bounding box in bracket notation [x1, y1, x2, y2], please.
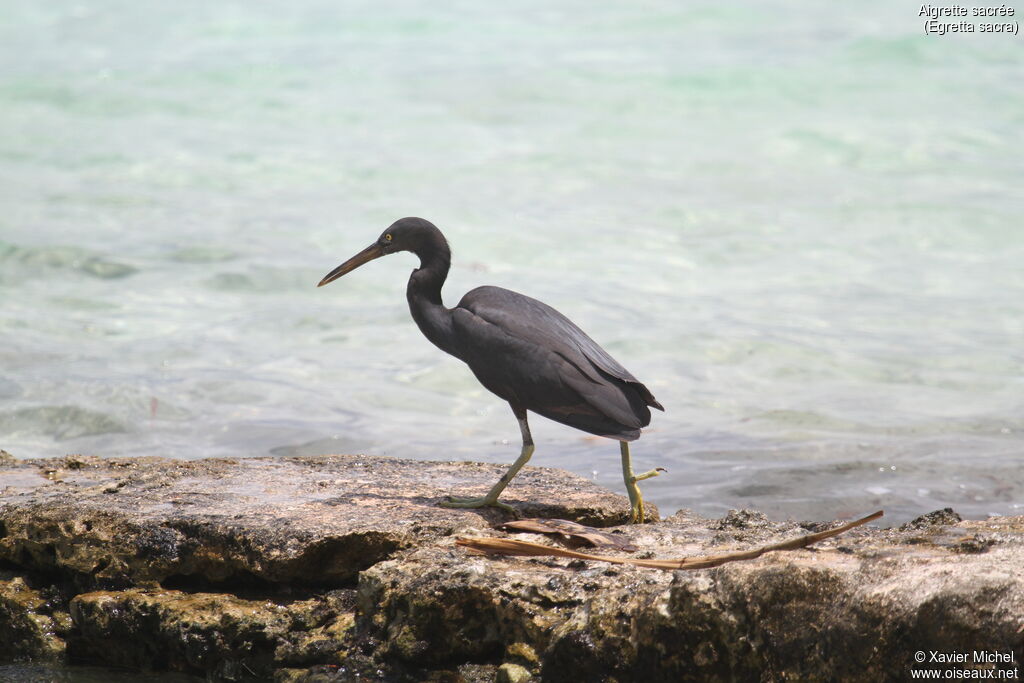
[439, 495, 519, 517]
[626, 468, 665, 524]
[633, 467, 667, 483]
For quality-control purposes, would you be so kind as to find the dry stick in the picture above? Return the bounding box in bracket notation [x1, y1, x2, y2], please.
[456, 510, 884, 571]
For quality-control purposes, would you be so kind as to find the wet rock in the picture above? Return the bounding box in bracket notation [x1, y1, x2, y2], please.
[900, 507, 963, 530]
[1, 456, 1022, 681]
[497, 662, 532, 682]
[361, 515, 1024, 682]
[0, 572, 71, 660]
[712, 508, 771, 530]
[68, 588, 355, 679]
[0, 455, 639, 588]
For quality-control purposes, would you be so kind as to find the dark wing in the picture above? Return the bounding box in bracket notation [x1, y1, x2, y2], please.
[450, 286, 663, 439]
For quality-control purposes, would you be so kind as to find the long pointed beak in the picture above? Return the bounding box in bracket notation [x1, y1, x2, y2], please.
[317, 243, 385, 287]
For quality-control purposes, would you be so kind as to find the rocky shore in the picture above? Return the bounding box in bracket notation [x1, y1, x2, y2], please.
[1, 452, 1021, 681]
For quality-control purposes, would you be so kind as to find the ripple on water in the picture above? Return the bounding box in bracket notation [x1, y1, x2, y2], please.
[0, 242, 136, 282]
[169, 246, 238, 263]
[752, 409, 1024, 440]
[269, 435, 377, 457]
[0, 377, 23, 400]
[203, 267, 320, 293]
[0, 406, 127, 441]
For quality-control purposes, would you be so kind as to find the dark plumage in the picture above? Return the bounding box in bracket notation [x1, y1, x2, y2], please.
[452, 286, 662, 439]
[318, 217, 664, 522]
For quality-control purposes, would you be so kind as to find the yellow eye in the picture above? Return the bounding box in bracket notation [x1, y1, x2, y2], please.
[385, 233, 393, 242]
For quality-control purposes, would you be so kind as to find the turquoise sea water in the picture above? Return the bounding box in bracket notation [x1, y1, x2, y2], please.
[1, 1, 1022, 530]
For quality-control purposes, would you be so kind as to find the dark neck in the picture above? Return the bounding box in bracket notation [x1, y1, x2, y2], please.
[406, 238, 456, 355]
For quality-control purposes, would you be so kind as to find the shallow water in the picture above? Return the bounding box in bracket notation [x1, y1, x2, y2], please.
[0, 663, 198, 682]
[1, 0, 1022, 527]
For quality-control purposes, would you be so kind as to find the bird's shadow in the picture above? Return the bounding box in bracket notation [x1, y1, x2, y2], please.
[320, 491, 624, 528]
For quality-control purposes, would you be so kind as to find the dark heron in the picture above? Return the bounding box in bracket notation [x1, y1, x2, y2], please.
[317, 217, 665, 523]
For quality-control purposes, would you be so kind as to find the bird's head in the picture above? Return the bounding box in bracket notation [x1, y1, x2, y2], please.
[317, 217, 447, 287]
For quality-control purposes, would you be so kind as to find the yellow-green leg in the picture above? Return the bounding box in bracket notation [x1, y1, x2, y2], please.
[620, 441, 664, 524]
[441, 407, 533, 515]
